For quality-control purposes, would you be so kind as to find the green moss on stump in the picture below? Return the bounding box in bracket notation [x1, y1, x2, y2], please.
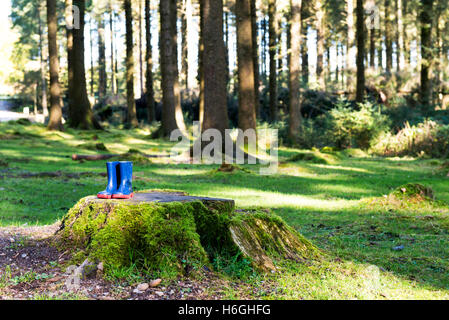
[391, 183, 435, 201]
[55, 193, 319, 278]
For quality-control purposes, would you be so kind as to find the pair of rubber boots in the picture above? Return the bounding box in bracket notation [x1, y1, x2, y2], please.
[98, 161, 134, 199]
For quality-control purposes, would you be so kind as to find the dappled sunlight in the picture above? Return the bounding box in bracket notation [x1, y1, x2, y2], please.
[189, 186, 359, 211]
[316, 165, 372, 174]
[150, 168, 209, 176]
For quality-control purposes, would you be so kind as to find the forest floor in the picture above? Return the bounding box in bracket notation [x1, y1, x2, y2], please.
[1, 121, 449, 300]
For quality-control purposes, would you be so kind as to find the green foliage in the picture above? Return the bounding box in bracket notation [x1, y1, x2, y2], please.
[372, 120, 449, 158]
[326, 99, 390, 149]
[212, 251, 255, 279]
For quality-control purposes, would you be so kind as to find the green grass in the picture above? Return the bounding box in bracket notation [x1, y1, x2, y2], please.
[1, 121, 449, 299]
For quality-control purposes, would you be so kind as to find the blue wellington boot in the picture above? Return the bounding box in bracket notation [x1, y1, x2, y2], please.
[98, 162, 119, 199]
[112, 161, 134, 199]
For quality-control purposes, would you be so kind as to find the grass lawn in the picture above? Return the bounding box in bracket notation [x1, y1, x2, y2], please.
[1, 121, 449, 299]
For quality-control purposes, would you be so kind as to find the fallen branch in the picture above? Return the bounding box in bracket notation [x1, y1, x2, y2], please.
[72, 153, 170, 161]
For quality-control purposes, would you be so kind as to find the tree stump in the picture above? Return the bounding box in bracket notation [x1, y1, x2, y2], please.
[54, 191, 319, 277]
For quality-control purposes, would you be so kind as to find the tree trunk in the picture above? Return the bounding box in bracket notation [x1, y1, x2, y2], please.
[420, 0, 433, 106]
[268, 0, 277, 122]
[396, 0, 404, 71]
[201, 0, 229, 152]
[139, 0, 144, 97]
[67, 0, 99, 130]
[369, 24, 376, 68]
[109, 9, 116, 95]
[89, 17, 94, 99]
[46, 0, 63, 131]
[145, 0, 156, 123]
[98, 14, 107, 100]
[236, 0, 257, 131]
[316, 0, 325, 89]
[124, 0, 138, 128]
[288, 0, 302, 144]
[301, 3, 308, 87]
[346, 0, 355, 89]
[402, 0, 410, 67]
[181, 0, 188, 94]
[198, 0, 205, 128]
[355, 0, 365, 103]
[160, 0, 187, 136]
[385, 0, 393, 75]
[250, 0, 260, 118]
[38, 4, 48, 117]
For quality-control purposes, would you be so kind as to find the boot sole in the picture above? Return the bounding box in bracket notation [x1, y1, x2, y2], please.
[112, 193, 134, 199]
[97, 194, 112, 199]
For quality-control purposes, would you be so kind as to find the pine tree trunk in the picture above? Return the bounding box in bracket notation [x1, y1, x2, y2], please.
[356, 0, 365, 103]
[316, 0, 325, 89]
[201, 0, 229, 152]
[198, 0, 205, 128]
[396, 0, 404, 71]
[145, 0, 156, 123]
[301, 3, 308, 87]
[89, 18, 94, 99]
[181, 0, 188, 94]
[46, 0, 63, 131]
[268, 0, 278, 122]
[420, 0, 433, 106]
[236, 0, 257, 131]
[346, 0, 355, 89]
[67, 1, 100, 130]
[124, 0, 138, 128]
[38, 4, 48, 117]
[251, 0, 260, 118]
[288, 0, 302, 144]
[160, 0, 187, 136]
[110, 9, 116, 95]
[98, 14, 107, 100]
[402, 0, 410, 67]
[369, 27, 376, 68]
[385, 0, 393, 75]
[138, 0, 144, 97]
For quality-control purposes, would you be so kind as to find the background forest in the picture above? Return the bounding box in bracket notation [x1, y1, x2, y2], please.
[5, 0, 449, 156]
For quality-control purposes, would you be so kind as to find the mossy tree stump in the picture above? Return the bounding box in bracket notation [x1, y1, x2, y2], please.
[55, 192, 318, 277]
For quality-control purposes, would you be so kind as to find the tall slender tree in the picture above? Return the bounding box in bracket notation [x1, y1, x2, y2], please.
[37, 3, 48, 117]
[346, 0, 355, 89]
[288, 0, 302, 144]
[160, 0, 187, 136]
[316, 0, 325, 88]
[109, 7, 116, 95]
[251, 0, 260, 118]
[385, 0, 393, 74]
[46, 0, 63, 131]
[124, 0, 138, 127]
[97, 13, 107, 100]
[301, 1, 309, 86]
[145, 0, 155, 123]
[420, 0, 434, 106]
[355, 0, 365, 102]
[236, 0, 257, 131]
[268, 0, 278, 122]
